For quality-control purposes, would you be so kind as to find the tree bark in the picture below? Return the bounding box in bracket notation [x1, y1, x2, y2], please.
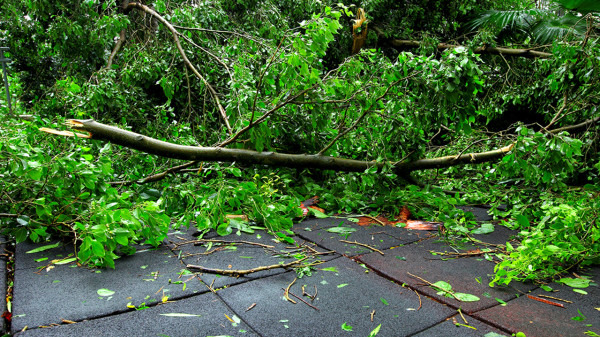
[43, 119, 516, 175]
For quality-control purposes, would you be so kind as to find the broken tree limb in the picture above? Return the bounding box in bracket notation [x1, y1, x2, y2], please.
[389, 40, 552, 58]
[51, 119, 519, 175]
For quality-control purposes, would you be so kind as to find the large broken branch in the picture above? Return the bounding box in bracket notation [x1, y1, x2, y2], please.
[42, 119, 518, 176]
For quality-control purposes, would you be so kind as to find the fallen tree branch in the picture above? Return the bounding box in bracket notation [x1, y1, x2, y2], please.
[388, 39, 552, 58]
[44, 119, 516, 176]
[41, 117, 599, 178]
[186, 257, 308, 276]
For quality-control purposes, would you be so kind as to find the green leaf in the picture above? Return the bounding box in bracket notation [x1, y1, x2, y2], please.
[368, 324, 382, 337]
[54, 257, 77, 265]
[573, 289, 588, 295]
[26, 242, 60, 254]
[97, 288, 115, 297]
[91, 240, 106, 257]
[380, 297, 389, 305]
[341, 322, 353, 331]
[516, 215, 530, 227]
[558, 277, 590, 288]
[571, 309, 587, 321]
[454, 292, 480, 302]
[321, 267, 338, 272]
[495, 297, 507, 306]
[432, 281, 453, 293]
[337, 283, 349, 288]
[471, 223, 494, 234]
[326, 227, 357, 235]
[309, 207, 328, 218]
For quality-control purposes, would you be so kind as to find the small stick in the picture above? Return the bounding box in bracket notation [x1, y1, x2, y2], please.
[537, 294, 573, 303]
[282, 288, 320, 310]
[193, 239, 274, 249]
[458, 308, 468, 324]
[370, 309, 375, 322]
[363, 215, 387, 226]
[411, 287, 422, 310]
[302, 285, 318, 301]
[527, 294, 565, 308]
[407, 272, 461, 301]
[340, 240, 384, 255]
[284, 278, 297, 304]
[347, 214, 387, 226]
[246, 303, 256, 312]
[187, 257, 308, 276]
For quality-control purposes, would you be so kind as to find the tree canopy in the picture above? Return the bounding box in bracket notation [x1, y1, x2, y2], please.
[0, 0, 599, 286]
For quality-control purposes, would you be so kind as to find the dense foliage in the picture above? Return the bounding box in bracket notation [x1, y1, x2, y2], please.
[0, 0, 599, 286]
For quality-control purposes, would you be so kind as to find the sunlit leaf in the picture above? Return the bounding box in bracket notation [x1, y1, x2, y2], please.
[97, 288, 115, 297]
[26, 242, 60, 254]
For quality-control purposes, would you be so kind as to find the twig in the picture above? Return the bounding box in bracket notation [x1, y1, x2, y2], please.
[192, 239, 274, 249]
[177, 32, 233, 81]
[407, 272, 461, 301]
[284, 277, 297, 304]
[527, 294, 565, 308]
[545, 93, 569, 130]
[171, 25, 267, 46]
[104, 29, 126, 70]
[317, 72, 419, 155]
[458, 308, 468, 324]
[187, 257, 308, 276]
[250, 37, 286, 125]
[410, 287, 422, 311]
[109, 160, 197, 186]
[246, 303, 256, 312]
[283, 288, 320, 310]
[370, 309, 375, 322]
[125, 2, 232, 135]
[302, 285, 317, 301]
[340, 240, 384, 255]
[359, 214, 386, 226]
[218, 86, 318, 147]
[537, 294, 572, 304]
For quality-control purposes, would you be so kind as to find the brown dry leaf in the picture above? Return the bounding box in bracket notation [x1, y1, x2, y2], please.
[357, 216, 389, 226]
[403, 220, 442, 231]
[299, 196, 320, 216]
[398, 206, 411, 221]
